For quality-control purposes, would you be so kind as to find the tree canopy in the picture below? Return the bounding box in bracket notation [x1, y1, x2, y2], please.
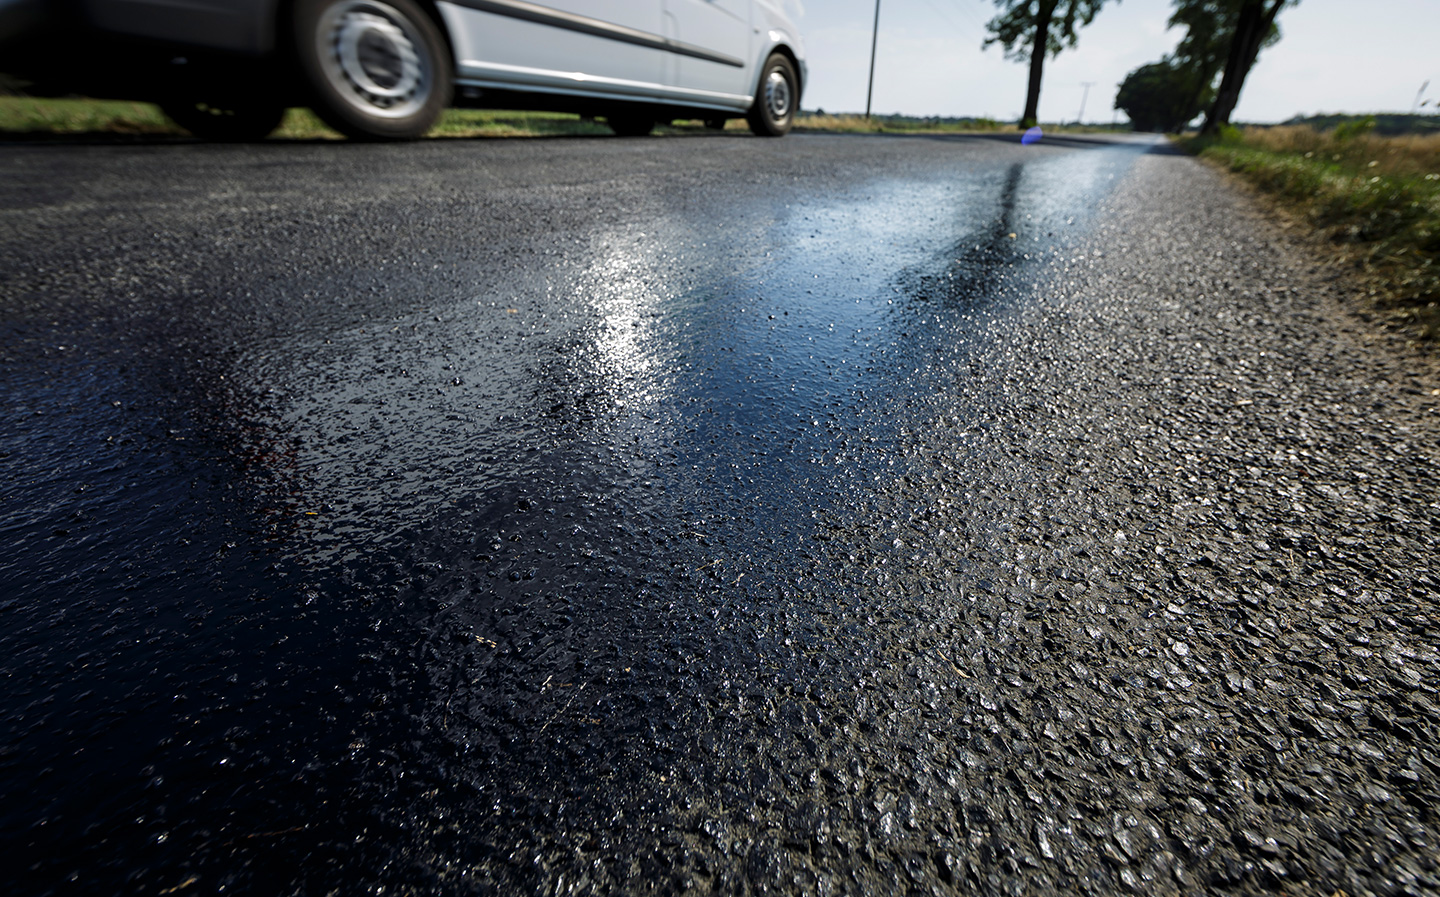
[985, 0, 1110, 61]
[1113, 0, 1292, 134]
[1170, 0, 1283, 127]
[984, 0, 1114, 129]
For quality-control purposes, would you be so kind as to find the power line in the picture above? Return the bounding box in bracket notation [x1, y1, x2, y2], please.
[943, 0, 993, 36]
[917, 0, 979, 41]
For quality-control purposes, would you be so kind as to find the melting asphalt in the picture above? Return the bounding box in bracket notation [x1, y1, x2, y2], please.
[2, 132, 1439, 895]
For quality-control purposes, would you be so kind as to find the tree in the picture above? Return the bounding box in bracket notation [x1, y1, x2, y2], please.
[984, 0, 1112, 130]
[1199, 0, 1296, 134]
[1165, 0, 1285, 131]
[1112, 0, 1281, 134]
[1167, 0, 1242, 123]
[1114, 61, 1213, 132]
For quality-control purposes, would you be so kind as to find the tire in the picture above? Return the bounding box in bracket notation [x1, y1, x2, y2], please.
[606, 114, 654, 137]
[293, 0, 451, 140]
[747, 53, 797, 137]
[162, 97, 287, 141]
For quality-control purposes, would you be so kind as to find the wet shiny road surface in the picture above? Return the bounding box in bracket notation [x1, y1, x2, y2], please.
[3, 133, 1439, 895]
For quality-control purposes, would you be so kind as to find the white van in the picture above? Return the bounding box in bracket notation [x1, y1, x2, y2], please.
[0, 0, 806, 140]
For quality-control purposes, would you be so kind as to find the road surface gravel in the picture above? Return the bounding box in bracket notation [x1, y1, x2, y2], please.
[1, 132, 1438, 896]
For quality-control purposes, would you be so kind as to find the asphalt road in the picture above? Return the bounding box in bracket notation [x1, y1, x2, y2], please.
[2, 131, 1439, 896]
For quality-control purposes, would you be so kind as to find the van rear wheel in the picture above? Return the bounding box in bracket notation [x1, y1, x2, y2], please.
[293, 0, 451, 140]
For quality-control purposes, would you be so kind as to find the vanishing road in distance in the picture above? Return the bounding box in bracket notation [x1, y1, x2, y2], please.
[3, 131, 1438, 895]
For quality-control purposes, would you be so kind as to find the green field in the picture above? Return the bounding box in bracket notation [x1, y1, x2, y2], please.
[1187, 123, 1440, 339]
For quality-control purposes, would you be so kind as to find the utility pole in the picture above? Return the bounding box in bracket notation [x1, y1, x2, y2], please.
[865, 0, 881, 119]
[1076, 81, 1095, 125]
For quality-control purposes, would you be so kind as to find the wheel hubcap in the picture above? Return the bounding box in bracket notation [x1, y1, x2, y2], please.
[319, 1, 432, 119]
[764, 69, 791, 121]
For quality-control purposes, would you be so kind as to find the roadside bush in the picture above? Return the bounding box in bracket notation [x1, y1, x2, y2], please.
[1115, 60, 1212, 133]
[1332, 116, 1377, 143]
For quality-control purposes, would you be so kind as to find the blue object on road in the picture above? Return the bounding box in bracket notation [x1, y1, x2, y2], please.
[1021, 126, 1043, 145]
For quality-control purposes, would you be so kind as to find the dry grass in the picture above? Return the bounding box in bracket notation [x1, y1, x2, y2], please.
[1238, 124, 1440, 180]
[791, 113, 1125, 136]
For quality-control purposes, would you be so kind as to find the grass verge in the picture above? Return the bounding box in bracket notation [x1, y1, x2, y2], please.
[0, 97, 180, 135]
[0, 96, 1125, 141]
[0, 97, 625, 139]
[794, 113, 1005, 134]
[1183, 124, 1440, 340]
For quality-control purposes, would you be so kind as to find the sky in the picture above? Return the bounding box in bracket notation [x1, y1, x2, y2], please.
[783, 0, 1440, 124]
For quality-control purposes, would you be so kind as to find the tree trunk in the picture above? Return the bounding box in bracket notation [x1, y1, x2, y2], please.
[1180, 50, 1224, 128]
[1020, 0, 1058, 129]
[1201, 0, 1283, 135]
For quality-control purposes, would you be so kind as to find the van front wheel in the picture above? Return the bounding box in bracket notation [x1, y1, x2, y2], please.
[747, 54, 797, 137]
[293, 0, 451, 140]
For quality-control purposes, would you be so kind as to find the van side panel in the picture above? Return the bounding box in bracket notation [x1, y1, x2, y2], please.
[663, 0, 750, 96]
[442, 1, 664, 90]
